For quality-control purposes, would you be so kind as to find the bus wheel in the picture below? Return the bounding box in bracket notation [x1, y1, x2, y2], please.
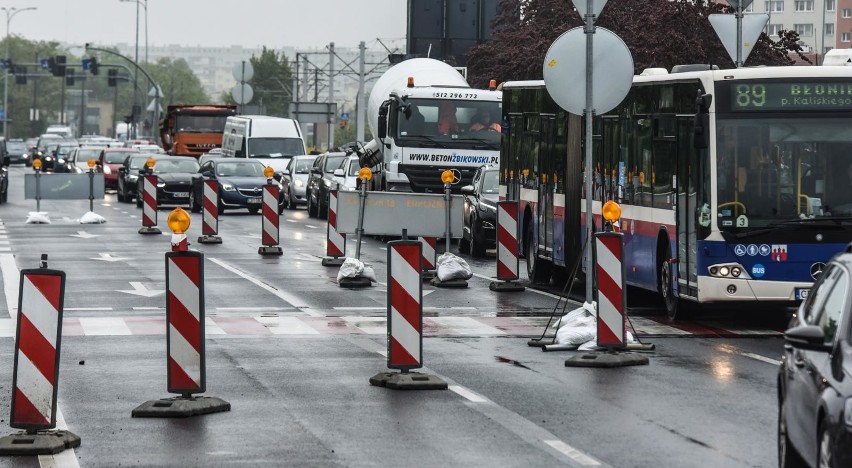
[659, 257, 683, 321]
[525, 224, 551, 283]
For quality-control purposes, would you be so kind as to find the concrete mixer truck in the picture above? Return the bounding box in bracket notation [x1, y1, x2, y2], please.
[356, 58, 502, 193]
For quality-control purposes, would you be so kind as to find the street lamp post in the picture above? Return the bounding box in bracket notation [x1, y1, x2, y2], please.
[120, 0, 147, 138]
[2, 6, 36, 139]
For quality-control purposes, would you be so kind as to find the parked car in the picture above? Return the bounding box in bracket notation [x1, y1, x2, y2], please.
[190, 158, 284, 215]
[4, 139, 29, 165]
[459, 165, 499, 257]
[778, 243, 852, 468]
[117, 154, 169, 203]
[135, 157, 200, 208]
[98, 148, 139, 189]
[280, 154, 317, 210]
[334, 154, 382, 192]
[306, 152, 346, 219]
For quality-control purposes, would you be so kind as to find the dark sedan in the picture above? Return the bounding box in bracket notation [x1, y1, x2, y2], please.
[190, 158, 284, 215]
[117, 154, 169, 203]
[778, 244, 852, 468]
[459, 166, 499, 258]
[135, 157, 200, 208]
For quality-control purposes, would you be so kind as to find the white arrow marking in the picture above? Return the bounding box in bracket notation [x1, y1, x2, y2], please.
[91, 253, 131, 262]
[70, 231, 100, 239]
[423, 290, 435, 297]
[117, 281, 164, 297]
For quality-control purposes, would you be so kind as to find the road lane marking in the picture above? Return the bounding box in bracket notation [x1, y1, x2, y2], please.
[0, 254, 80, 467]
[718, 345, 781, 366]
[305, 224, 318, 229]
[449, 385, 489, 403]
[255, 316, 321, 334]
[66, 307, 113, 311]
[544, 440, 601, 466]
[132, 307, 164, 311]
[79, 317, 132, 336]
[209, 257, 319, 314]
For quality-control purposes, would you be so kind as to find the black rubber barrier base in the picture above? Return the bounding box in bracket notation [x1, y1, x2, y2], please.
[258, 246, 283, 256]
[198, 235, 223, 244]
[421, 270, 437, 281]
[564, 352, 650, 368]
[138, 226, 162, 235]
[321, 257, 345, 267]
[527, 339, 551, 348]
[0, 430, 81, 455]
[489, 280, 525, 292]
[132, 396, 231, 418]
[430, 278, 468, 288]
[339, 276, 372, 289]
[369, 372, 448, 390]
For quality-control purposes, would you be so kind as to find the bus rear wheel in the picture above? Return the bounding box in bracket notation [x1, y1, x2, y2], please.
[659, 255, 692, 321]
[525, 224, 551, 283]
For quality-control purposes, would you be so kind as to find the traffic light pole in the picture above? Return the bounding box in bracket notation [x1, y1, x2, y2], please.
[60, 70, 66, 125]
[78, 73, 86, 138]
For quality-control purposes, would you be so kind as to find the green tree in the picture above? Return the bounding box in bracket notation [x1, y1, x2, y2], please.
[223, 47, 292, 116]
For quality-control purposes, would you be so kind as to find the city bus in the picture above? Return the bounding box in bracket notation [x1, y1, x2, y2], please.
[500, 66, 852, 319]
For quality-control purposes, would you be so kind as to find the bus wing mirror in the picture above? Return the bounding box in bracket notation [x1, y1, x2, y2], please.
[694, 93, 712, 150]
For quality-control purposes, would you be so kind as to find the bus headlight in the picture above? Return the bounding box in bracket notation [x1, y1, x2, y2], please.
[708, 263, 751, 279]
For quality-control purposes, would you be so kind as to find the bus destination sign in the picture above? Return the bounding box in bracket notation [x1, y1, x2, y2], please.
[728, 81, 852, 111]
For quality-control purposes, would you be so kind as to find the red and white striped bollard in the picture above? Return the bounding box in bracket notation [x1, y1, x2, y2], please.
[198, 180, 222, 244]
[369, 238, 447, 390]
[595, 232, 626, 349]
[258, 172, 283, 256]
[490, 200, 524, 292]
[139, 165, 161, 234]
[418, 236, 437, 280]
[0, 259, 81, 454]
[322, 190, 345, 266]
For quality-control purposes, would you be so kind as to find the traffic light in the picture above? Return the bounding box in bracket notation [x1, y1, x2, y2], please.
[89, 57, 99, 75]
[52, 55, 66, 77]
[108, 68, 117, 87]
[0, 59, 11, 69]
[65, 67, 75, 86]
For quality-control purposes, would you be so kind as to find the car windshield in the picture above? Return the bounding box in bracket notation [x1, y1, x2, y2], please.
[105, 151, 135, 164]
[78, 149, 102, 162]
[292, 159, 314, 174]
[38, 138, 62, 150]
[247, 138, 304, 158]
[481, 171, 499, 194]
[216, 162, 265, 177]
[324, 156, 346, 172]
[56, 146, 76, 156]
[7, 142, 27, 153]
[154, 159, 200, 173]
[129, 157, 153, 170]
[175, 115, 229, 133]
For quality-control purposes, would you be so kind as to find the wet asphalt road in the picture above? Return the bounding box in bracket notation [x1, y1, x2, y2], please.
[0, 166, 786, 467]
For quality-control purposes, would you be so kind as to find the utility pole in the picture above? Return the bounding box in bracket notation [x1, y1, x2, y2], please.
[357, 41, 366, 143]
[328, 42, 335, 150]
[60, 69, 67, 125]
[78, 74, 86, 138]
[313, 66, 319, 149]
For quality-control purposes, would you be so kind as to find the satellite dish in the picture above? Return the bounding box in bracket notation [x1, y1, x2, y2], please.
[543, 27, 634, 116]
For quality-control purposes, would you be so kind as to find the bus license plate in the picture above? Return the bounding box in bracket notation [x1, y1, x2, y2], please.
[248, 197, 262, 204]
[795, 288, 810, 300]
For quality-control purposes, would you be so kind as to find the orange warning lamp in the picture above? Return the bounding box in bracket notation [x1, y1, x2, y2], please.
[146, 157, 156, 169]
[358, 167, 373, 181]
[32, 159, 42, 171]
[167, 207, 191, 234]
[441, 169, 454, 185]
[87, 159, 96, 169]
[263, 166, 275, 179]
[489, 79, 497, 91]
[602, 200, 622, 223]
[407, 76, 415, 88]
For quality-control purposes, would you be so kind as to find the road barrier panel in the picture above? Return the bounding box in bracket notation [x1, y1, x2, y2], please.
[133, 220, 230, 417]
[370, 239, 447, 390]
[322, 190, 345, 266]
[418, 236, 437, 281]
[258, 182, 283, 256]
[490, 201, 525, 292]
[139, 173, 162, 235]
[0, 256, 81, 455]
[198, 180, 222, 244]
[565, 232, 649, 368]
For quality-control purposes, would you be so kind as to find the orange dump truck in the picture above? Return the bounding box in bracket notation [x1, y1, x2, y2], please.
[160, 104, 237, 156]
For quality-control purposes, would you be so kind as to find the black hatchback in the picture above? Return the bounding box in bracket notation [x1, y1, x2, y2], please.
[778, 244, 852, 468]
[459, 166, 499, 258]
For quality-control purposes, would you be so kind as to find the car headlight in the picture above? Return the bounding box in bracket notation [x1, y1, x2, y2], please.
[323, 179, 332, 187]
[22, 154, 28, 159]
[295, 179, 304, 187]
[845, 398, 852, 426]
[45, 156, 53, 162]
[128, 174, 138, 182]
[222, 183, 235, 191]
[58, 158, 65, 164]
[103, 165, 112, 174]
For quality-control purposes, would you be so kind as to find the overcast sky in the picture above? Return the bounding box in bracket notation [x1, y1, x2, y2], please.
[5, 0, 407, 51]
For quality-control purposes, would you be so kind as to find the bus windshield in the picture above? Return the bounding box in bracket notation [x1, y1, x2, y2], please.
[176, 115, 229, 133]
[396, 99, 502, 147]
[247, 138, 304, 158]
[716, 115, 852, 231]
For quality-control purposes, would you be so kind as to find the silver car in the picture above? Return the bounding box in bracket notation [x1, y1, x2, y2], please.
[281, 154, 318, 210]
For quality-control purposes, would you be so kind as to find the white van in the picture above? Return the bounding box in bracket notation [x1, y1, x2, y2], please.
[823, 49, 852, 66]
[45, 125, 73, 138]
[221, 116, 306, 172]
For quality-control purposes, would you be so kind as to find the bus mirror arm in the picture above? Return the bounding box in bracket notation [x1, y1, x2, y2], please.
[693, 93, 712, 150]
